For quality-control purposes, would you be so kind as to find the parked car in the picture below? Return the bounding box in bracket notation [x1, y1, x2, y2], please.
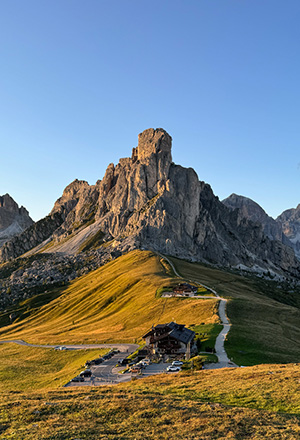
[172, 360, 183, 366]
[167, 365, 181, 372]
[71, 376, 84, 382]
[93, 358, 104, 365]
[80, 369, 92, 377]
[137, 361, 147, 368]
[112, 348, 120, 353]
[142, 359, 151, 365]
[55, 346, 67, 351]
[130, 365, 142, 373]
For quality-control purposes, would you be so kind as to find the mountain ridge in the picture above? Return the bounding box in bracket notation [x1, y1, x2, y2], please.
[223, 193, 300, 259]
[1, 128, 299, 281]
[0, 194, 33, 247]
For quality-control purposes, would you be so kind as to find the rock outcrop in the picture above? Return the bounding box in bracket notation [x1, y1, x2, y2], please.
[1, 128, 300, 280]
[222, 194, 292, 246]
[0, 194, 34, 247]
[277, 205, 300, 259]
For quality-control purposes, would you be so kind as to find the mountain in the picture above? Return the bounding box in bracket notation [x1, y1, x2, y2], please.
[222, 194, 300, 259]
[0, 194, 34, 247]
[277, 205, 300, 258]
[222, 194, 291, 245]
[0, 128, 299, 280]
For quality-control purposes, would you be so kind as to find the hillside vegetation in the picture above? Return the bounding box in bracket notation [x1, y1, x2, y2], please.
[169, 257, 300, 366]
[0, 363, 299, 439]
[0, 343, 106, 391]
[0, 251, 219, 344]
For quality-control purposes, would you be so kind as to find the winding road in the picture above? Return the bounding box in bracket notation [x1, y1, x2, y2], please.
[0, 339, 138, 353]
[159, 254, 237, 369]
[0, 254, 237, 377]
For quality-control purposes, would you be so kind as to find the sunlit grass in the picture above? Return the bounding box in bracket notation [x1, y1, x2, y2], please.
[0, 363, 299, 439]
[169, 257, 300, 366]
[0, 343, 107, 391]
[0, 251, 219, 345]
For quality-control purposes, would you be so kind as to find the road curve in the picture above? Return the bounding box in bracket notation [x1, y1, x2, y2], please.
[159, 254, 237, 369]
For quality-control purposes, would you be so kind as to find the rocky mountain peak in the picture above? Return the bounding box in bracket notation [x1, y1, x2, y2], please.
[277, 204, 300, 258]
[0, 194, 34, 247]
[132, 128, 172, 164]
[0, 194, 19, 213]
[222, 193, 291, 246]
[1, 128, 300, 281]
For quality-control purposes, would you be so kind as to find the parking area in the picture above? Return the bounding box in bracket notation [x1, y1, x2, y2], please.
[65, 356, 181, 387]
[133, 362, 173, 377]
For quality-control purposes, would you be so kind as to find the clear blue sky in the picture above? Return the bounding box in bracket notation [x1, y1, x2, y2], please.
[1, 0, 300, 221]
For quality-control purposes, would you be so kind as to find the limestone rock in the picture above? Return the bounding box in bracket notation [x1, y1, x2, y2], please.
[0, 194, 34, 247]
[1, 128, 300, 280]
[277, 205, 300, 258]
[222, 194, 292, 246]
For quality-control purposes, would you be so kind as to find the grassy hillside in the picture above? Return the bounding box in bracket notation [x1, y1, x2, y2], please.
[0, 251, 219, 344]
[1, 252, 300, 438]
[0, 363, 299, 439]
[0, 343, 107, 391]
[169, 257, 300, 366]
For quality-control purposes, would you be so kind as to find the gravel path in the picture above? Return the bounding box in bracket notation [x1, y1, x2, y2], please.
[159, 254, 238, 369]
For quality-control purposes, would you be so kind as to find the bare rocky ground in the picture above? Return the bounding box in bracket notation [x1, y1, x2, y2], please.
[0, 246, 122, 311]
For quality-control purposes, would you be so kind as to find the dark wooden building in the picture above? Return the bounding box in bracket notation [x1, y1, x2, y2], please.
[143, 322, 195, 359]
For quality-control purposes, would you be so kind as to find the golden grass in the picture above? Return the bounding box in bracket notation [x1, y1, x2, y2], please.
[0, 363, 300, 439]
[169, 257, 300, 365]
[0, 343, 106, 391]
[0, 251, 219, 345]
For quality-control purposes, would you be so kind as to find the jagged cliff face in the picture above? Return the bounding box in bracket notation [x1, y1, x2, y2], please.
[222, 194, 300, 260]
[1, 128, 300, 279]
[222, 194, 292, 246]
[277, 205, 300, 258]
[0, 194, 33, 247]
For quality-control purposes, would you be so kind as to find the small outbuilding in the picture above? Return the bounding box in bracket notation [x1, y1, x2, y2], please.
[172, 283, 198, 296]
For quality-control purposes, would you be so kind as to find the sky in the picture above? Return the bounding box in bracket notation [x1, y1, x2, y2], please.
[1, 0, 300, 221]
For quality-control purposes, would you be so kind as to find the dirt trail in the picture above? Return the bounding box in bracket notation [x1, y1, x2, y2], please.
[159, 254, 238, 369]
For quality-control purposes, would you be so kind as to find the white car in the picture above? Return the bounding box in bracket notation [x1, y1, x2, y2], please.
[172, 360, 183, 366]
[167, 365, 181, 372]
[55, 346, 67, 351]
[137, 361, 147, 368]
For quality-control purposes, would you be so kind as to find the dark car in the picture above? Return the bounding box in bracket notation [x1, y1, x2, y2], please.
[72, 376, 84, 382]
[80, 369, 92, 378]
[94, 358, 104, 365]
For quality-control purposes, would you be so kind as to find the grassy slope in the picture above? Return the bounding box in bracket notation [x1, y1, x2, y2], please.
[169, 257, 300, 365]
[0, 251, 219, 344]
[0, 363, 299, 439]
[0, 344, 107, 391]
[1, 252, 300, 438]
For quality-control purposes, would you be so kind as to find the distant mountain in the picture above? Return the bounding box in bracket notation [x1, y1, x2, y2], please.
[1, 129, 299, 280]
[222, 194, 291, 245]
[0, 194, 33, 247]
[222, 194, 300, 259]
[277, 205, 300, 259]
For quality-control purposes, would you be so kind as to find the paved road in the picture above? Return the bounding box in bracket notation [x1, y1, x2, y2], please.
[0, 339, 138, 353]
[159, 254, 238, 369]
[66, 354, 177, 387]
